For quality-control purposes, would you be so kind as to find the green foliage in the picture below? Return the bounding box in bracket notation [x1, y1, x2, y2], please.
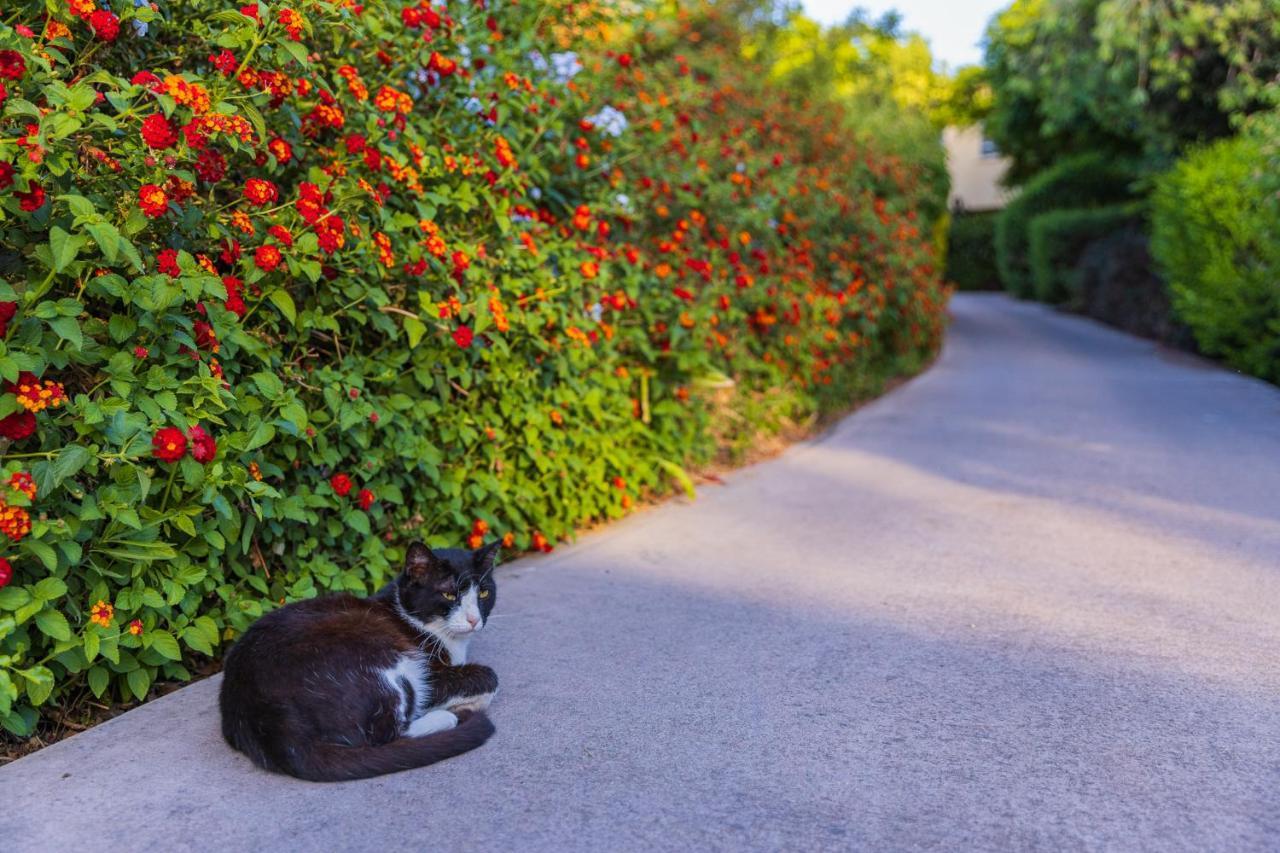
[1028, 204, 1143, 303]
[0, 0, 947, 733]
[945, 212, 1001, 291]
[1151, 124, 1280, 382]
[995, 153, 1139, 298]
[983, 0, 1280, 183]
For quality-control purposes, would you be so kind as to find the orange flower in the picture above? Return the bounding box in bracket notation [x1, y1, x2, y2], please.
[128, 619, 144, 636]
[580, 261, 599, 279]
[8, 471, 36, 500]
[0, 503, 30, 541]
[89, 600, 114, 628]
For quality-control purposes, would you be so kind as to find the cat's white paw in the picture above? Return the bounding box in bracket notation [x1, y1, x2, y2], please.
[407, 709, 457, 737]
[445, 691, 496, 714]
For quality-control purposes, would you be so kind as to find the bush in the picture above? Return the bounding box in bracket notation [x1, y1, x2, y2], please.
[1028, 203, 1142, 303]
[945, 212, 1000, 291]
[1075, 228, 1192, 346]
[995, 152, 1139, 298]
[0, 2, 946, 733]
[1151, 126, 1280, 382]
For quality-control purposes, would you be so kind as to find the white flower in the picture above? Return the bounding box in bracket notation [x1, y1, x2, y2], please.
[528, 51, 549, 73]
[530, 187, 543, 200]
[615, 193, 631, 210]
[588, 302, 604, 322]
[551, 52, 582, 83]
[463, 97, 484, 114]
[587, 106, 628, 137]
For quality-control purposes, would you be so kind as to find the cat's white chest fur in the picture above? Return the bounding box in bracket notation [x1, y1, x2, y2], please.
[379, 654, 429, 726]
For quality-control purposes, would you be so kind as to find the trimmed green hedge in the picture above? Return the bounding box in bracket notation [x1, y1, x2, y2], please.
[1028, 204, 1143, 304]
[945, 212, 1000, 291]
[995, 153, 1140, 298]
[1151, 124, 1280, 383]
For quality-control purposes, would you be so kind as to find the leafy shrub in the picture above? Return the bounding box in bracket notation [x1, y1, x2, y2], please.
[1151, 126, 1280, 382]
[0, 1, 946, 733]
[945, 212, 1000, 291]
[995, 152, 1139, 298]
[1028, 203, 1142, 303]
[1075, 227, 1192, 346]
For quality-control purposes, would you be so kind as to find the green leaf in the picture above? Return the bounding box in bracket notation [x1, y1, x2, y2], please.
[245, 422, 275, 451]
[44, 444, 92, 493]
[33, 576, 67, 601]
[86, 220, 122, 263]
[126, 668, 151, 701]
[148, 631, 182, 661]
[404, 316, 427, 348]
[87, 664, 109, 698]
[108, 314, 137, 342]
[0, 587, 31, 610]
[83, 630, 100, 663]
[35, 608, 71, 641]
[268, 289, 297, 325]
[22, 665, 54, 706]
[49, 315, 82, 349]
[49, 226, 87, 273]
[251, 371, 284, 398]
[657, 459, 697, 500]
[25, 540, 59, 571]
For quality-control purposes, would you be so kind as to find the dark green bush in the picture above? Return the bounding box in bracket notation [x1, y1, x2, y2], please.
[1151, 125, 1280, 382]
[995, 152, 1140, 298]
[1028, 204, 1143, 303]
[945, 212, 1000, 291]
[1075, 228, 1192, 347]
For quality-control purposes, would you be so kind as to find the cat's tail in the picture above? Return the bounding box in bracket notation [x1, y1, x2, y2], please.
[286, 711, 495, 782]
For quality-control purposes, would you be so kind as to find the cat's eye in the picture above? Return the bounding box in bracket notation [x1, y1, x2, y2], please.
[441, 592, 457, 601]
[478, 590, 490, 599]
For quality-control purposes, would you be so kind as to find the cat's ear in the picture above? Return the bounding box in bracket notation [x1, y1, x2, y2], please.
[474, 540, 501, 574]
[403, 541, 442, 580]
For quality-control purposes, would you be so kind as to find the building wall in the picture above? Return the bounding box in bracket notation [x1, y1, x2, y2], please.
[943, 125, 1013, 212]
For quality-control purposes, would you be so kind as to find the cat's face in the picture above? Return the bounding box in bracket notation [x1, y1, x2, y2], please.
[399, 541, 498, 638]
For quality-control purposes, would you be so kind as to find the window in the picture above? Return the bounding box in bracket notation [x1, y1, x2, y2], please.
[980, 137, 1000, 158]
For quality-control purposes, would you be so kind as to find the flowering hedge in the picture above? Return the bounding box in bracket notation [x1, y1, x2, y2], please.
[0, 0, 946, 735]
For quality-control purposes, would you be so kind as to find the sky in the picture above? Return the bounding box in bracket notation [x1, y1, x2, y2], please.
[800, 0, 1009, 69]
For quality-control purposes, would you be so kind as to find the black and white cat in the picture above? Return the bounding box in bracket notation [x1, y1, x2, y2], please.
[219, 541, 501, 782]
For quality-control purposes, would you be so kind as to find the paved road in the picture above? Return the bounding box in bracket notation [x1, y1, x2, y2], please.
[3, 294, 1279, 851]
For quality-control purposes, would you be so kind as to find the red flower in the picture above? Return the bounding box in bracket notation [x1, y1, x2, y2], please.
[152, 426, 187, 462]
[0, 301, 16, 336]
[254, 244, 282, 272]
[141, 114, 178, 150]
[128, 619, 143, 636]
[0, 557, 11, 588]
[138, 184, 168, 218]
[194, 319, 218, 352]
[453, 325, 474, 349]
[330, 473, 353, 497]
[0, 411, 35, 441]
[157, 248, 181, 277]
[357, 488, 375, 510]
[195, 149, 227, 183]
[209, 49, 237, 76]
[243, 178, 278, 207]
[0, 83, 8, 109]
[0, 51, 25, 80]
[89, 10, 121, 41]
[134, 346, 149, 359]
[268, 137, 293, 164]
[187, 424, 217, 463]
[16, 184, 45, 212]
[0, 162, 13, 190]
[239, 4, 260, 21]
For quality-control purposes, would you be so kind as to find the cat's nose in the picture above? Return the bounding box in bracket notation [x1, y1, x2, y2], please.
[466, 614, 479, 628]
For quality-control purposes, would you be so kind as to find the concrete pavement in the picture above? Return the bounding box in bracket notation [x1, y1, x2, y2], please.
[2, 294, 1278, 851]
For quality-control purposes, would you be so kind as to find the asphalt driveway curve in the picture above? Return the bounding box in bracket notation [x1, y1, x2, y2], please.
[3, 293, 1278, 851]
